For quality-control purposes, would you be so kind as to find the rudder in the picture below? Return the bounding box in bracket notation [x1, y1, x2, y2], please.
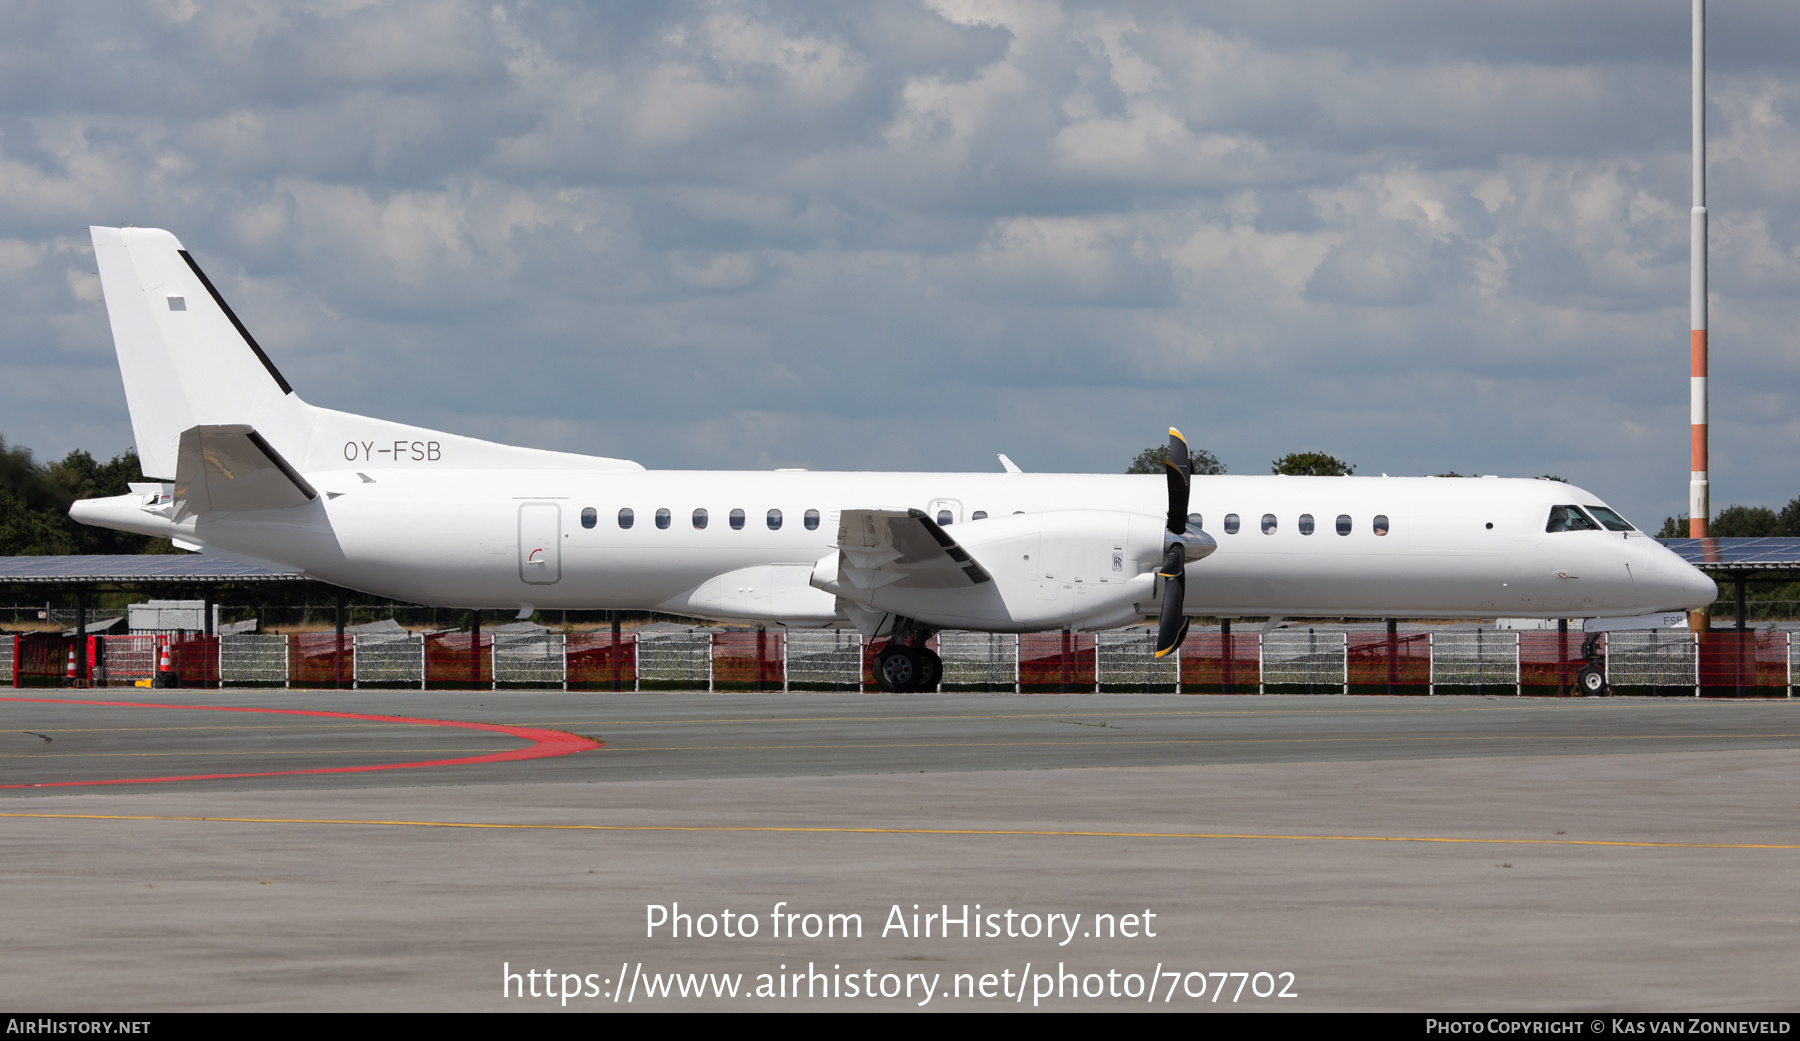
[91, 226, 310, 480]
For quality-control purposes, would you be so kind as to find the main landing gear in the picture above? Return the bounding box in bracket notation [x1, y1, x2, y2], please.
[873, 625, 942, 692]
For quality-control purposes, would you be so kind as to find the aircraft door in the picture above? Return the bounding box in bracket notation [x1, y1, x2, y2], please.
[519, 503, 562, 585]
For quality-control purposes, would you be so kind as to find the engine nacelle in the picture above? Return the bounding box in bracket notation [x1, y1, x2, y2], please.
[812, 509, 1166, 633]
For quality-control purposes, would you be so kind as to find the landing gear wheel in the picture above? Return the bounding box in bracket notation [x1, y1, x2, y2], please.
[876, 647, 919, 693]
[1576, 665, 1606, 696]
[914, 648, 942, 692]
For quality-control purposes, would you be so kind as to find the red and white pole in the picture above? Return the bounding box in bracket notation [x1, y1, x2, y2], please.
[1689, 0, 1709, 538]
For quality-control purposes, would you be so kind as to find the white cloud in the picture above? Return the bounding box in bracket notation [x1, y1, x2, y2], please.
[2, 0, 1799, 526]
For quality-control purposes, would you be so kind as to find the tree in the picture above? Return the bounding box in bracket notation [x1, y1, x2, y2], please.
[1656, 515, 1689, 539]
[1779, 498, 1800, 537]
[1271, 451, 1354, 476]
[1710, 505, 1781, 538]
[1127, 444, 1225, 475]
[1537, 474, 1568, 483]
[0, 435, 175, 555]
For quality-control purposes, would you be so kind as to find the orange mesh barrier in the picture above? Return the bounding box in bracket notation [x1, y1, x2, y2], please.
[1698, 631, 1788, 695]
[1017, 632, 1096, 691]
[13, 634, 77, 688]
[566, 631, 636, 690]
[1178, 632, 1261, 692]
[168, 636, 219, 688]
[289, 632, 355, 688]
[424, 633, 492, 689]
[1346, 631, 1431, 692]
[1518, 631, 1594, 693]
[711, 631, 784, 690]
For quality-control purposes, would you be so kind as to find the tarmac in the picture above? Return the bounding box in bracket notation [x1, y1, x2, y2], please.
[2, 690, 1797, 1011]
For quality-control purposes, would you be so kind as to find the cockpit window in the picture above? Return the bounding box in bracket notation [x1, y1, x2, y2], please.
[1584, 505, 1635, 532]
[1546, 505, 1600, 533]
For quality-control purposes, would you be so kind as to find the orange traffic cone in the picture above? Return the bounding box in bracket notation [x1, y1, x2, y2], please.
[65, 647, 76, 684]
[155, 639, 173, 688]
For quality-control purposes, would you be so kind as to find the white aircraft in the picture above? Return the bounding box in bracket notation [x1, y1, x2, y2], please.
[70, 227, 1716, 691]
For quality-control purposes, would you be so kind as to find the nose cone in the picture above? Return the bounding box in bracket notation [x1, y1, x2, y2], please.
[1676, 562, 1718, 611]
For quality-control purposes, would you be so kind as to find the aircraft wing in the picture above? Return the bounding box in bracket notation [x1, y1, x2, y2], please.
[833, 508, 993, 591]
[172, 424, 318, 521]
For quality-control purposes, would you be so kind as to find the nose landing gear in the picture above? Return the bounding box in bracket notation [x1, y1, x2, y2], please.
[1575, 633, 1609, 696]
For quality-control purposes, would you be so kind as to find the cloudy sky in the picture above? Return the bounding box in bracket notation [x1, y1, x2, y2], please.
[3, 0, 1798, 527]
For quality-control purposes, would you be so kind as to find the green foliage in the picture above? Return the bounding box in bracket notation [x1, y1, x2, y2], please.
[0, 434, 175, 555]
[1537, 474, 1568, 483]
[1127, 444, 1225, 475]
[1658, 502, 1800, 539]
[1710, 504, 1782, 538]
[1271, 451, 1354, 476]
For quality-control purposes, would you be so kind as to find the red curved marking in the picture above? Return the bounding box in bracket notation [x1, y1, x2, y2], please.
[0, 697, 600, 790]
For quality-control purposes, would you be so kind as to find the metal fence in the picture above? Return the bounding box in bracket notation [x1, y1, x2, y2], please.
[1261, 630, 1347, 691]
[635, 632, 713, 690]
[353, 632, 423, 687]
[221, 634, 289, 686]
[7, 628, 1793, 696]
[1605, 632, 1696, 689]
[785, 629, 864, 691]
[494, 633, 565, 687]
[938, 632, 1019, 691]
[1096, 629, 1179, 690]
[1430, 631, 1521, 689]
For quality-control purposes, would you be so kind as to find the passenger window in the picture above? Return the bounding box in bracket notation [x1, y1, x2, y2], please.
[1261, 514, 1277, 534]
[730, 509, 745, 530]
[1298, 514, 1315, 535]
[1224, 513, 1240, 534]
[971, 511, 987, 520]
[693, 508, 708, 529]
[618, 507, 634, 530]
[1546, 505, 1599, 533]
[1187, 512, 1202, 530]
[1335, 514, 1351, 536]
[1373, 514, 1390, 536]
[768, 508, 782, 530]
[804, 509, 820, 531]
[655, 508, 671, 530]
[581, 507, 597, 529]
[937, 509, 953, 526]
[1584, 505, 1635, 532]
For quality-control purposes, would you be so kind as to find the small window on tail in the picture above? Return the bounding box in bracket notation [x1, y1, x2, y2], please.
[167, 296, 186, 311]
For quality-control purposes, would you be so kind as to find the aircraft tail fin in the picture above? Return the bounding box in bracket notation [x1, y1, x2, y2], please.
[91, 226, 310, 480]
[91, 226, 646, 477]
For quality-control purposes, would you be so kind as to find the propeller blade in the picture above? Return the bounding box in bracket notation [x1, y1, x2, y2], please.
[1165, 427, 1192, 536]
[1154, 541, 1188, 658]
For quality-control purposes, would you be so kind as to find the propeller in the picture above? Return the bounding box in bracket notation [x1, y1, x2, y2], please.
[1155, 428, 1194, 658]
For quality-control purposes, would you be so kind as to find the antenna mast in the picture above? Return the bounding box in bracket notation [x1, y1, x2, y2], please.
[1689, 0, 1709, 537]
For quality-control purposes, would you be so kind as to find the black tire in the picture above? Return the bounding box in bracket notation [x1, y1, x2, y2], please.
[915, 648, 942, 692]
[875, 647, 918, 693]
[1577, 665, 1606, 696]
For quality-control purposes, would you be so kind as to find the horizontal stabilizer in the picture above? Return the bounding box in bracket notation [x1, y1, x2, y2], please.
[173, 424, 317, 521]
